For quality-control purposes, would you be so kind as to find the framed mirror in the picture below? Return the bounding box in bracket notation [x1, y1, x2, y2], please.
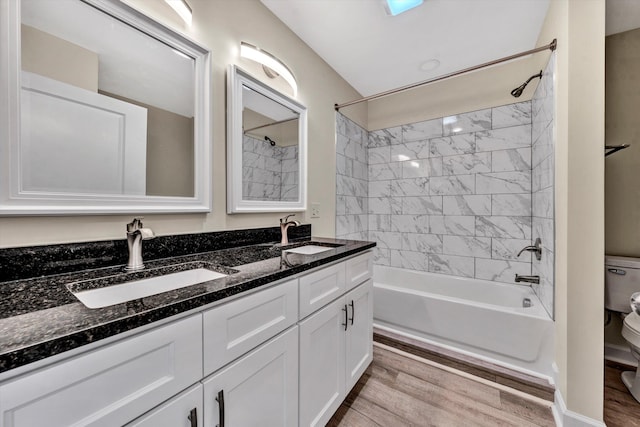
[227, 65, 307, 213]
[0, 0, 211, 214]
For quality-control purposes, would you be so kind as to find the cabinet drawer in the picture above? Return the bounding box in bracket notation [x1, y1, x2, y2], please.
[203, 279, 298, 376]
[299, 262, 346, 319]
[345, 251, 372, 291]
[125, 384, 203, 427]
[0, 315, 202, 427]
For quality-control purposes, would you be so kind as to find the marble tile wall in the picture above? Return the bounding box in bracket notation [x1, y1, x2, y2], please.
[336, 113, 369, 240]
[367, 102, 534, 283]
[531, 54, 556, 318]
[242, 135, 298, 201]
[335, 76, 556, 293]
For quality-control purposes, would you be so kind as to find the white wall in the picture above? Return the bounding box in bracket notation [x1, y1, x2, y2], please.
[538, 0, 605, 422]
[0, 0, 367, 248]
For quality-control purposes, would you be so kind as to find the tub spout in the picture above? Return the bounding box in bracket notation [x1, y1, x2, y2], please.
[515, 274, 540, 285]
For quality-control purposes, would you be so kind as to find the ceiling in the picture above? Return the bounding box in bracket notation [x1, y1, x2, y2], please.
[261, 0, 640, 99]
[260, 0, 551, 97]
[606, 0, 640, 36]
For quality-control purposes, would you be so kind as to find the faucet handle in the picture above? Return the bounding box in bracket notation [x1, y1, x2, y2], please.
[127, 217, 144, 232]
[280, 214, 295, 224]
[517, 237, 542, 261]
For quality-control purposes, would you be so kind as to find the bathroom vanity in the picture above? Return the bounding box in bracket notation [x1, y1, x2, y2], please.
[0, 233, 374, 427]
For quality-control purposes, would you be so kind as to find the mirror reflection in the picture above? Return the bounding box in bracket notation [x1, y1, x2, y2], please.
[20, 0, 195, 197]
[242, 86, 299, 202]
[226, 65, 306, 213]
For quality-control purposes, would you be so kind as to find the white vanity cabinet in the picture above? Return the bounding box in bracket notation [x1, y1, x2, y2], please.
[0, 315, 203, 427]
[0, 249, 373, 427]
[299, 252, 373, 427]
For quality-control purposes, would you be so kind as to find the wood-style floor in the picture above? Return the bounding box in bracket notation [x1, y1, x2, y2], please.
[604, 361, 640, 427]
[328, 343, 555, 427]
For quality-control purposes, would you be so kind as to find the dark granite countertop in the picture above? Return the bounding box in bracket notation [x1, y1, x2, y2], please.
[0, 237, 374, 374]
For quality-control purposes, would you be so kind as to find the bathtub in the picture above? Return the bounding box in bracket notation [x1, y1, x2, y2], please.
[373, 265, 554, 379]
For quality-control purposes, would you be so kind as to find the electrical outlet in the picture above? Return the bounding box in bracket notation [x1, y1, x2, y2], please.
[311, 203, 320, 218]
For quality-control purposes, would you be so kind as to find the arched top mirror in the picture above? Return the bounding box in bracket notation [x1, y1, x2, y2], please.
[226, 65, 307, 213]
[0, 0, 212, 215]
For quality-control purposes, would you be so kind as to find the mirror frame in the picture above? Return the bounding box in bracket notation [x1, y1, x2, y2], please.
[226, 65, 307, 213]
[0, 0, 212, 215]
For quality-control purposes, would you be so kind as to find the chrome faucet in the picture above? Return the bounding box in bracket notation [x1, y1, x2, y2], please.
[515, 274, 540, 285]
[517, 237, 542, 260]
[279, 214, 300, 246]
[125, 217, 155, 271]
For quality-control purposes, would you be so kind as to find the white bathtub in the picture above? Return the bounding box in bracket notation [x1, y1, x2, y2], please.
[373, 265, 554, 379]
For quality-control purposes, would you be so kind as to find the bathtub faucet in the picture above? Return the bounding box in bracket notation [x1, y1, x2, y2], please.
[515, 274, 540, 285]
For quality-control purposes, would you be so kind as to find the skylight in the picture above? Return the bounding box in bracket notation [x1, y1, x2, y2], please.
[385, 0, 424, 16]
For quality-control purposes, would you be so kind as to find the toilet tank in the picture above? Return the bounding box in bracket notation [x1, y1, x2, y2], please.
[606, 255, 640, 313]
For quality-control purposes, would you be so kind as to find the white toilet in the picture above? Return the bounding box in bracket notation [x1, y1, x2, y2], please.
[605, 255, 640, 402]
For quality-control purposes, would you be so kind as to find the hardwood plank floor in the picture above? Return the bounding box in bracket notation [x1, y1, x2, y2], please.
[328, 344, 555, 427]
[604, 361, 640, 427]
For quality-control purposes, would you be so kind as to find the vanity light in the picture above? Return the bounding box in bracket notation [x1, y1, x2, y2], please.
[240, 42, 298, 97]
[165, 0, 192, 25]
[385, 0, 424, 16]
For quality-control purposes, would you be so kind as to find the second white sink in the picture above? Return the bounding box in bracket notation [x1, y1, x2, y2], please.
[284, 245, 335, 255]
[71, 268, 226, 309]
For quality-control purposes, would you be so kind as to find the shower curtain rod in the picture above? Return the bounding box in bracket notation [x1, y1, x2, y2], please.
[243, 116, 298, 134]
[334, 38, 557, 111]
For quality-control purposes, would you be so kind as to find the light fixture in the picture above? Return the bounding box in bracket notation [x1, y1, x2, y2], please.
[385, 0, 424, 16]
[165, 0, 192, 25]
[240, 42, 298, 97]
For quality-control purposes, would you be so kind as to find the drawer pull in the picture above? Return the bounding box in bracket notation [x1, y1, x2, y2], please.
[342, 304, 348, 331]
[349, 300, 354, 326]
[187, 407, 198, 427]
[215, 390, 225, 427]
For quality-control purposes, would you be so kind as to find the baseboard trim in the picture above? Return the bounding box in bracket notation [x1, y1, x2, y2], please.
[604, 342, 637, 367]
[553, 389, 606, 427]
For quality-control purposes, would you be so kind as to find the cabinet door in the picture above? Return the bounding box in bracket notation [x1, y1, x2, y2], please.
[125, 384, 203, 427]
[344, 280, 373, 393]
[202, 327, 298, 427]
[298, 298, 346, 427]
[203, 278, 298, 376]
[299, 262, 346, 319]
[0, 315, 202, 427]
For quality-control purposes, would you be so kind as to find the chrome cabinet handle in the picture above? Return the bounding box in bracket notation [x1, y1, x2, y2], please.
[215, 390, 225, 427]
[187, 407, 197, 427]
[349, 300, 354, 326]
[342, 304, 348, 331]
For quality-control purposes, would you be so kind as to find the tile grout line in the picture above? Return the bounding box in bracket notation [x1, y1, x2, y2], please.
[373, 341, 554, 408]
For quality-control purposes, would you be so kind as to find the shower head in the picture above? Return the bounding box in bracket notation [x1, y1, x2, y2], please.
[510, 70, 543, 97]
[264, 136, 276, 146]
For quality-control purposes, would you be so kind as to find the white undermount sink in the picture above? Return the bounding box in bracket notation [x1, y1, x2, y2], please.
[71, 268, 226, 309]
[283, 245, 335, 255]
